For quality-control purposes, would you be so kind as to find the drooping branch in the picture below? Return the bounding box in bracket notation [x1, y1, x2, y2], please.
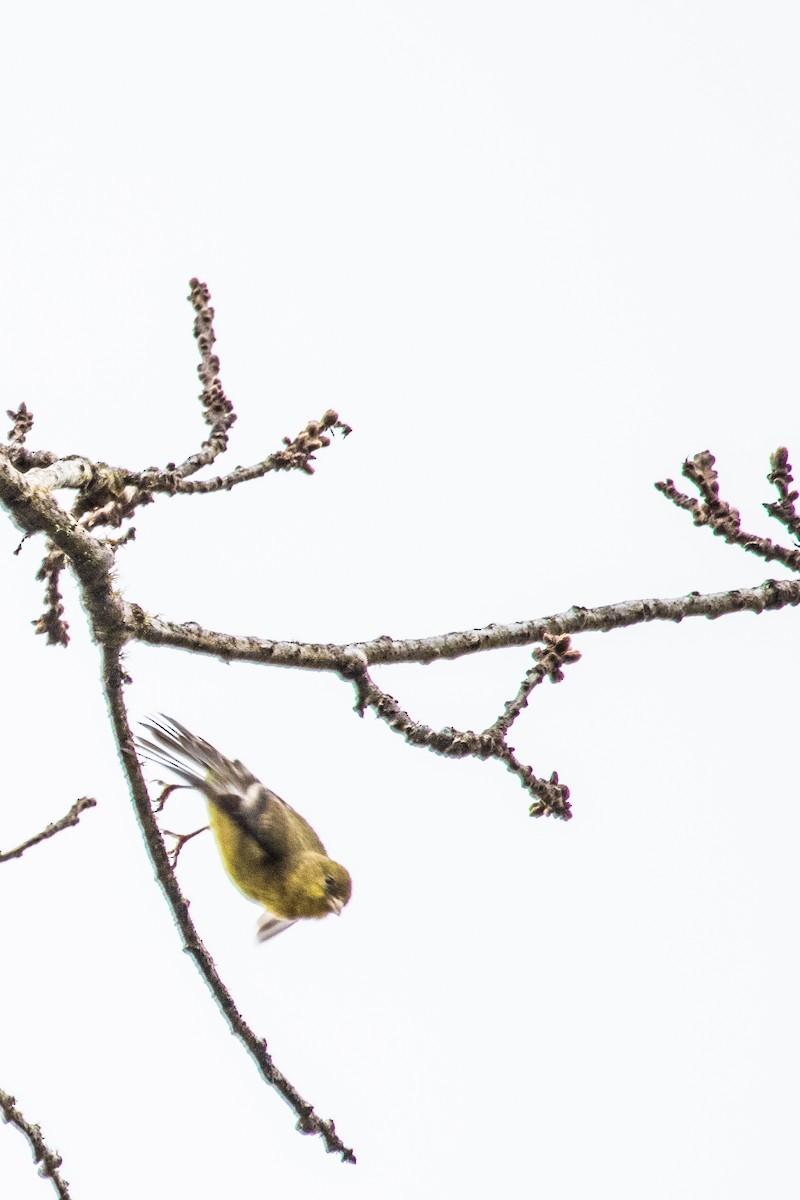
[344, 633, 580, 819]
[0, 1087, 71, 1199]
[0, 797, 97, 864]
[102, 645, 356, 1163]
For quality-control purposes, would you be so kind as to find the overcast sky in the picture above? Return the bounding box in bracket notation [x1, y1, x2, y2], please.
[2, 3, 800, 1198]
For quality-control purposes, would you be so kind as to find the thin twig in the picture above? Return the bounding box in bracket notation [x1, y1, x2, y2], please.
[656, 450, 800, 572]
[346, 643, 578, 820]
[60, 278, 239, 527]
[33, 544, 70, 646]
[2, 285, 349, 537]
[0, 798, 96, 864]
[764, 446, 800, 539]
[176, 277, 237, 478]
[0, 1087, 71, 1199]
[494, 747, 571, 818]
[350, 669, 497, 757]
[6, 403, 34, 446]
[126, 409, 348, 495]
[487, 632, 582, 739]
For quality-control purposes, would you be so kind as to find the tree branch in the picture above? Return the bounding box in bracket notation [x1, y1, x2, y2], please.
[0, 798, 97, 864]
[346, 636, 579, 819]
[0, 451, 125, 645]
[6, 403, 34, 447]
[1, 443, 357, 1160]
[174, 276, 237, 478]
[0, 1088, 71, 1199]
[33, 544, 70, 646]
[124, 577, 800, 670]
[124, 408, 348, 495]
[101, 644, 357, 1163]
[764, 446, 800, 540]
[656, 450, 800, 572]
[4, 277, 800, 1173]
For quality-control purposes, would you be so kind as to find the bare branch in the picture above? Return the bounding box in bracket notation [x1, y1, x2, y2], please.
[0, 1088, 71, 1199]
[346, 639, 578, 820]
[350, 667, 499, 757]
[126, 409, 348, 496]
[124, 577, 800, 671]
[656, 450, 800, 572]
[0, 450, 128, 646]
[76, 490, 145, 533]
[764, 446, 800, 539]
[175, 277, 237, 479]
[23, 458, 95, 492]
[33, 544, 69, 646]
[3, 285, 348, 537]
[7, 448, 59, 469]
[6, 403, 34, 446]
[94, 527, 137, 552]
[102, 645, 356, 1162]
[487, 632, 582, 739]
[495, 747, 571, 819]
[0, 797, 97, 864]
[5, 286, 800, 1172]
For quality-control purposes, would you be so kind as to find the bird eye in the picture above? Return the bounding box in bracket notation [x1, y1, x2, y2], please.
[325, 875, 335, 889]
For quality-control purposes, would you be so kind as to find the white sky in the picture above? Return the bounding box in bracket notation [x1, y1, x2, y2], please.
[2, 3, 800, 1197]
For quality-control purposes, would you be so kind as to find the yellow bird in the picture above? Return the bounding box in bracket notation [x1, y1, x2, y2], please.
[138, 716, 352, 942]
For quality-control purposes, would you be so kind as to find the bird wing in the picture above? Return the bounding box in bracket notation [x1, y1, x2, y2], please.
[136, 715, 314, 864]
[138, 714, 256, 796]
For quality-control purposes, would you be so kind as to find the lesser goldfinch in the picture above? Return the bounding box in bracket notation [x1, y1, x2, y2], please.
[137, 716, 352, 942]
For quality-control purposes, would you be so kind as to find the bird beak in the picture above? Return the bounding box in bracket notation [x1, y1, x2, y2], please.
[328, 896, 344, 916]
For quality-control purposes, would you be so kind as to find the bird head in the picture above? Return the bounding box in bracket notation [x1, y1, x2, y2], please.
[285, 853, 353, 919]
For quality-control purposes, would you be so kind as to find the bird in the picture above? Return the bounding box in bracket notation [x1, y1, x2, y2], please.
[136, 715, 352, 942]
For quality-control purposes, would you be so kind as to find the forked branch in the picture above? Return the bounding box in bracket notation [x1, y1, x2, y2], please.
[3, 280, 799, 1167]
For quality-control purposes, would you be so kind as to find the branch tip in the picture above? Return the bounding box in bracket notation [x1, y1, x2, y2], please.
[0, 797, 97, 865]
[658, 446, 800, 573]
[0, 1088, 71, 1199]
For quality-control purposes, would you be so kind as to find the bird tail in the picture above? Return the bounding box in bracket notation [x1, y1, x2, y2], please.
[136, 715, 254, 800]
